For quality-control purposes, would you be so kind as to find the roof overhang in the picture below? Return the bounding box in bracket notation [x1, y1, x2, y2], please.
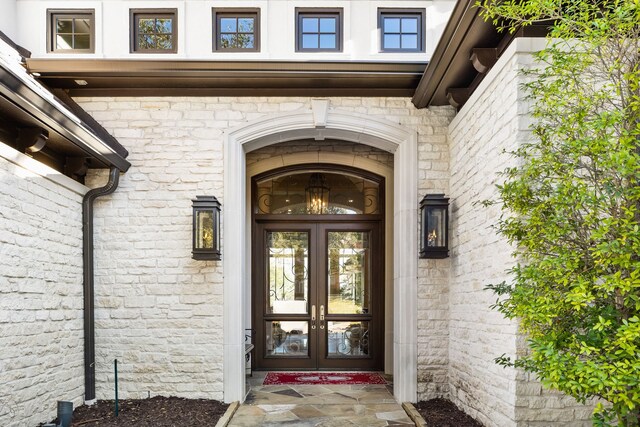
[25, 59, 427, 97]
[412, 0, 547, 108]
[0, 64, 130, 172]
[0, 33, 130, 175]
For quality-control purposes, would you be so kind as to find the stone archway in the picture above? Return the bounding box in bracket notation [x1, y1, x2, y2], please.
[222, 100, 418, 403]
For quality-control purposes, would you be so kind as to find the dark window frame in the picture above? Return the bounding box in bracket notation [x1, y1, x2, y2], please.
[47, 9, 95, 53]
[295, 8, 343, 53]
[378, 8, 426, 53]
[130, 8, 178, 54]
[212, 8, 261, 52]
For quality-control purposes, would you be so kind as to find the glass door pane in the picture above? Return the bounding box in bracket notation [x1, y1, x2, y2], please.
[327, 321, 369, 357]
[327, 231, 370, 314]
[266, 231, 308, 314]
[266, 321, 309, 357]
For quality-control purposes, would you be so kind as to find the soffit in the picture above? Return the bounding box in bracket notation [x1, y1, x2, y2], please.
[25, 59, 427, 97]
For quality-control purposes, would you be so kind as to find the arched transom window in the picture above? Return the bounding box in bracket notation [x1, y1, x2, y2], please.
[254, 168, 381, 215]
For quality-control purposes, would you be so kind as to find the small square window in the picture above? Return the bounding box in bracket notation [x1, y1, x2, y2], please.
[296, 9, 342, 52]
[47, 9, 95, 53]
[378, 9, 425, 53]
[213, 9, 260, 52]
[131, 9, 177, 53]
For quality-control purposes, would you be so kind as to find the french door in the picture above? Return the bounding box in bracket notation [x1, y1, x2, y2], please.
[253, 221, 383, 370]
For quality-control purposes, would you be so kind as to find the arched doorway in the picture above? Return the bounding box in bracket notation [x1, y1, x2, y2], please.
[223, 101, 418, 403]
[251, 165, 385, 370]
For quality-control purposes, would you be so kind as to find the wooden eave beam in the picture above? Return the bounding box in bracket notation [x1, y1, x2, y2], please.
[411, 0, 549, 109]
[470, 48, 498, 73]
[445, 88, 470, 108]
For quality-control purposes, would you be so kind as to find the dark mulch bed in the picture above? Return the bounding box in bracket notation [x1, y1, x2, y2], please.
[415, 398, 483, 427]
[40, 396, 228, 427]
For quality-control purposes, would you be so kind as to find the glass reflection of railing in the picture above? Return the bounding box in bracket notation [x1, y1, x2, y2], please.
[269, 329, 308, 355]
[329, 326, 369, 356]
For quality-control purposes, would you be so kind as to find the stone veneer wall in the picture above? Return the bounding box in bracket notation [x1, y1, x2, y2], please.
[417, 106, 456, 400]
[448, 38, 593, 426]
[78, 97, 454, 401]
[0, 148, 86, 427]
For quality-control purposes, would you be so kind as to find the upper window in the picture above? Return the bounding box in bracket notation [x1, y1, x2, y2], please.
[213, 9, 260, 52]
[130, 9, 177, 53]
[378, 9, 425, 52]
[47, 9, 95, 53]
[296, 9, 342, 52]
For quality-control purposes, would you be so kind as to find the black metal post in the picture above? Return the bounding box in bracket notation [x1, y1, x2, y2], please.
[114, 359, 119, 417]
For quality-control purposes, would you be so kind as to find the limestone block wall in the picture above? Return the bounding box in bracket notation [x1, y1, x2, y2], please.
[78, 96, 454, 401]
[448, 38, 593, 426]
[0, 146, 87, 427]
[83, 97, 226, 401]
[417, 106, 456, 400]
[448, 44, 522, 427]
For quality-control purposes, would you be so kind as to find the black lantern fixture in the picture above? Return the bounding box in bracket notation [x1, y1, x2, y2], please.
[419, 194, 449, 259]
[305, 173, 330, 214]
[192, 196, 221, 260]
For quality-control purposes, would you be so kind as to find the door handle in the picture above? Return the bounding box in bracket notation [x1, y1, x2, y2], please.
[320, 305, 325, 330]
[311, 305, 316, 330]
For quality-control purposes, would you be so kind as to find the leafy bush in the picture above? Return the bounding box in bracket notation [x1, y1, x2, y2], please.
[479, 1, 640, 425]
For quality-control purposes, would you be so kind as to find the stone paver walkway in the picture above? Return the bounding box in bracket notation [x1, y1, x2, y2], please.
[227, 372, 414, 426]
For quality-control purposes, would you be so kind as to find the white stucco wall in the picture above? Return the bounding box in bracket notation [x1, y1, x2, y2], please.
[0, 144, 88, 427]
[16, 0, 455, 61]
[78, 96, 454, 401]
[0, 0, 17, 40]
[448, 38, 594, 427]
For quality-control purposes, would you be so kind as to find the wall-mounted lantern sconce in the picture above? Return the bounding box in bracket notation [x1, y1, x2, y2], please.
[192, 196, 221, 260]
[419, 194, 449, 259]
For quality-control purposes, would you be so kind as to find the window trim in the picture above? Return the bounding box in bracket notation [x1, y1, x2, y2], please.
[47, 9, 95, 54]
[295, 8, 343, 53]
[378, 8, 426, 53]
[130, 8, 178, 54]
[212, 8, 261, 52]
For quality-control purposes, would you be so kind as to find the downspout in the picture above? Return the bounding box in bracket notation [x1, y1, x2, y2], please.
[83, 166, 120, 403]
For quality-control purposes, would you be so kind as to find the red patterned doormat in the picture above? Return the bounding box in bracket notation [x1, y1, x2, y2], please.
[263, 372, 387, 385]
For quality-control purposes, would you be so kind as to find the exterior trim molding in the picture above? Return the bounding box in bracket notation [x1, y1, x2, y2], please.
[223, 101, 418, 403]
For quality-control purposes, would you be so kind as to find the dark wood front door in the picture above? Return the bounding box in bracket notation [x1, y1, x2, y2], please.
[253, 220, 383, 370]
